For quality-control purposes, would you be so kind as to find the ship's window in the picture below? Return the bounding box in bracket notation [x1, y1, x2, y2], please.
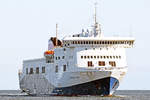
[91, 41, 93, 44]
[100, 41, 101, 44]
[107, 56, 109, 59]
[113, 56, 115, 59]
[99, 61, 105, 66]
[84, 41, 85, 44]
[87, 56, 90, 59]
[29, 68, 33, 74]
[110, 41, 112, 44]
[63, 65, 66, 72]
[55, 65, 58, 73]
[110, 56, 112, 59]
[42, 66, 45, 73]
[94, 56, 96, 59]
[97, 41, 99, 44]
[132, 41, 134, 44]
[81, 56, 83, 59]
[104, 56, 106, 59]
[36, 67, 39, 74]
[86, 41, 88, 44]
[94, 41, 96, 44]
[109, 61, 116, 67]
[89, 41, 91, 44]
[81, 41, 83, 44]
[62, 56, 65, 59]
[56, 57, 57, 60]
[72, 41, 74, 44]
[58, 57, 60, 60]
[26, 68, 28, 74]
[116, 56, 118, 59]
[88, 61, 93, 67]
[78, 41, 80, 44]
[100, 56, 103, 59]
[84, 56, 86, 59]
[75, 41, 77, 44]
[85, 48, 87, 50]
[102, 41, 104, 44]
[119, 56, 121, 59]
[91, 56, 93, 59]
[97, 56, 99, 59]
[64, 48, 66, 51]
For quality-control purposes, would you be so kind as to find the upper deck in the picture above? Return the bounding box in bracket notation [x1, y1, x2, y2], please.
[62, 37, 135, 48]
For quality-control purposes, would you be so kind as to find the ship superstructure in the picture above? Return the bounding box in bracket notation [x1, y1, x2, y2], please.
[18, 6, 135, 96]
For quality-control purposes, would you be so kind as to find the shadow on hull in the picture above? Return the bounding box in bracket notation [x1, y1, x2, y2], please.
[52, 77, 119, 96]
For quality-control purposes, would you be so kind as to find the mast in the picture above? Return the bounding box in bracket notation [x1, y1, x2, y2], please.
[94, 2, 97, 26]
[93, 2, 102, 37]
[56, 23, 58, 46]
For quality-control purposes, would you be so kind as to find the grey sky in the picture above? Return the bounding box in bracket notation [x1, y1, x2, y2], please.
[0, 0, 149, 90]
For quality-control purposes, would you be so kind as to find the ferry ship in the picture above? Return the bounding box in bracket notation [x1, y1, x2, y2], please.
[18, 5, 135, 96]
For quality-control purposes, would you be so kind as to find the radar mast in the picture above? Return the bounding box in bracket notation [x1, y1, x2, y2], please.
[93, 2, 102, 37]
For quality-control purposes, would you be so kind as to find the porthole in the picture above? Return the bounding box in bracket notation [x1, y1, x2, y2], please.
[116, 56, 118, 59]
[107, 56, 109, 59]
[104, 56, 106, 59]
[119, 56, 121, 59]
[97, 56, 99, 58]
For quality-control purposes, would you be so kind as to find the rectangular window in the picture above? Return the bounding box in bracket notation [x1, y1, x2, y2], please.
[55, 65, 58, 73]
[63, 65, 66, 72]
[88, 61, 93, 67]
[99, 61, 105, 66]
[62, 56, 65, 59]
[109, 61, 116, 67]
[42, 66, 45, 73]
[26, 68, 28, 74]
[36, 67, 39, 74]
[29, 68, 33, 74]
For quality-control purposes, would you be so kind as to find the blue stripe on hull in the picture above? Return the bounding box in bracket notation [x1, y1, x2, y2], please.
[52, 77, 119, 96]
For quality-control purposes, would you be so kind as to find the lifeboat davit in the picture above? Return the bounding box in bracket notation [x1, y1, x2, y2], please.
[44, 50, 54, 55]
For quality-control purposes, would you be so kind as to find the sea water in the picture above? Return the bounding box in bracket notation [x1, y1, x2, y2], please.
[0, 90, 150, 100]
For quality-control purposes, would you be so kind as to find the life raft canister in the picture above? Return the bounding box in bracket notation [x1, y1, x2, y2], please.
[44, 50, 54, 55]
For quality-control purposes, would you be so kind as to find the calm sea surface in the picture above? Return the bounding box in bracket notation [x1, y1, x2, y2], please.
[0, 90, 150, 100]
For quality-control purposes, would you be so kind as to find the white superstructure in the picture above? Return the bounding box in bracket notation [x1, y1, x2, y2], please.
[18, 6, 135, 96]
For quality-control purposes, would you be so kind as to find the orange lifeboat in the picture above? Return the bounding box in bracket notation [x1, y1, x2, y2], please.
[44, 50, 54, 55]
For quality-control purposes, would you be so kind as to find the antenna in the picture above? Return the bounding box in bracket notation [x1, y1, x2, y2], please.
[56, 23, 58, 46]
[93, 2, 102, 37]
[94, 2, 98, 25]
